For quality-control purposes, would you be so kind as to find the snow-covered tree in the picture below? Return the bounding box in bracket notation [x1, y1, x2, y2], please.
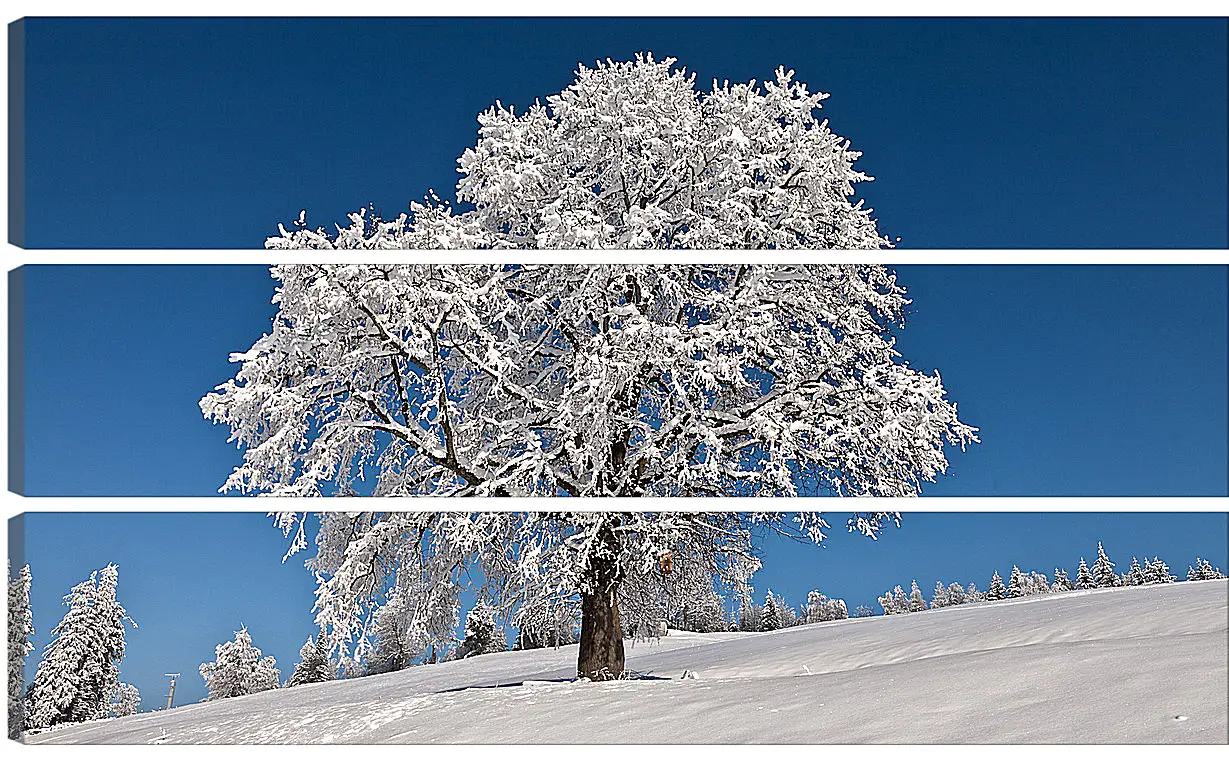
[1123, 557, 1145, 587]
[203, 262, 976, 501]
[760, 591, 783, 632]
[1076, 558, 1096, 590]
[457, 602, 506, 659]
[946, 582, 967, 606]
[739, 601, 765, 633]
[288, 630, 334, 687]
[269, 512, 895, 681]
[1143, 557, 1176, 584]
[108, 682, 140, 718]
[892, 584, 910, 614]
[907, 580, 928, 612]
[26, 564, 134, 730]
[513, 600, 580, 650]
[269, 54, 895, 252]
[1007, 566, 1025, 599]
[806, 591, 848, 623]
[930, 581, 949, 609]
[965, 583, 985, 603]
[1187, 558, 1226, 581]
[1052, 568, 1073, 592]
[986, 571, 1007, 601]
[1200, 558, 1225, 580]
[364, 594, 418, 675]
[1092, 542, 1118, 588]
[209, 62, 978, 502]
[618, 550, 725, 636]
[853, 605, 874, 619]
[8, 561, 34, 738]
[199, 627, 280, 701]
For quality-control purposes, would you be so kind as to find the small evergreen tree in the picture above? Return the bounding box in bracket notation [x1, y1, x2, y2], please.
[1189, 558, 1226, 581]
[27, 564, 135, 729]
[761, 591, 782, 632]
[1143, 557, 1175, 584]
[908, 580, 928, 612]
[826, 599, 848, 621]
[892, 585, 910, 614]
[965, 583, 985, 602]
[1123, 557, 1145, 587]
[8, 561, 34, 738]
[287, 630, 334, 687]
[458, 602, 506, 659]
[805, 590, 828, 624]
[108, 682, 140, 718]
[199, 627, 280, 701]
[986, 571, 1007, 601]
[853, 605, 874, 618]
[738, 601, 764, 632]
[1052, 568, 1073, 591]
[1007, 565, 1025, 598]
[1092, 542, 1118, 588]
[947, 582, 967, 605]
[1076, 558, 1096, 589]
[931, 581, 949, 609]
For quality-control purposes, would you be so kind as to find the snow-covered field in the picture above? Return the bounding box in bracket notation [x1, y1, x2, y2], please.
[25, 580, 1227, 744]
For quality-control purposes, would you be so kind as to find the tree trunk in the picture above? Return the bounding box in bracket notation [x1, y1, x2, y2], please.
[577, 523, 626, 681]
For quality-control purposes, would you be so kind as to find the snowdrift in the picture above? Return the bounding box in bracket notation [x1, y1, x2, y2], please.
[25, 579, 1228, 744]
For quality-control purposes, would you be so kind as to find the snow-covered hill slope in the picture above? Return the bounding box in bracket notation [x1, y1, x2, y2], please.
[25, 580, 1228, 744]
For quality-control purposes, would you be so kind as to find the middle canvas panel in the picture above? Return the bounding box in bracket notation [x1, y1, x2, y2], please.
[9, 262, 1227, 497]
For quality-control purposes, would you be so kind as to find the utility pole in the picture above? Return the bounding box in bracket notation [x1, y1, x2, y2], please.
[163, 673, 181, 710]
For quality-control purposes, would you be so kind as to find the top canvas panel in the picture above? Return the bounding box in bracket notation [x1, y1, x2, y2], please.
[8, 17, 1228, 249]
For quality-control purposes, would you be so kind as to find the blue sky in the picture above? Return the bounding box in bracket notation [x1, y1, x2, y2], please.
[14, 263, 1228, 497]
[12, 511, 1228, 711]
[15, 17, 1227, 248]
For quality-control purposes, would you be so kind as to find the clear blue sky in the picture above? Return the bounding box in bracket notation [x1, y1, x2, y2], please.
[14, 263, 1228, 497]
[15, 17, 1227, 248]
[11, 511, 1228, 711]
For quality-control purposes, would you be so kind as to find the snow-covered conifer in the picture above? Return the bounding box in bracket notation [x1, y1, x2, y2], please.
[1092, 542, 1118, 588]
[1124, 558, 1145, 587]
[986, 571, 1007, 601]
[1052, 568, 1073, 591]
[853, 605, 874, 619]
[458, 602, 506, 659]
[27, 564, 134, 729]
[739, 601, 764, 632]
[877, 590, 897, 616]
[1076, 558, 1096, 589]
[965, 583, 985, 602]
[761, 591, 783, 632]
[946, 582, 966, 605]
[199, 627, 280, 701]
[8, 561, 34, 738]
[1140, 557, 1170, 584]
[825, 599, 848, 621]
[288, 630, 334, 687]
[1007, 566, 1025, 599]
[108, 682, 140, 718]
[1188, 558, 1226, 581]
[908, 581, 928, 612]
[931, 581, 949, 609]
[806, 590, 828, 623]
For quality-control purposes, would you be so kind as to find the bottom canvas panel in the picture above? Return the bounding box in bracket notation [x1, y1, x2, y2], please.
[6, 511, 1228, 745]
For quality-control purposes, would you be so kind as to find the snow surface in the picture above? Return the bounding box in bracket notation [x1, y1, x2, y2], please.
[25, 580, 1227, 744]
